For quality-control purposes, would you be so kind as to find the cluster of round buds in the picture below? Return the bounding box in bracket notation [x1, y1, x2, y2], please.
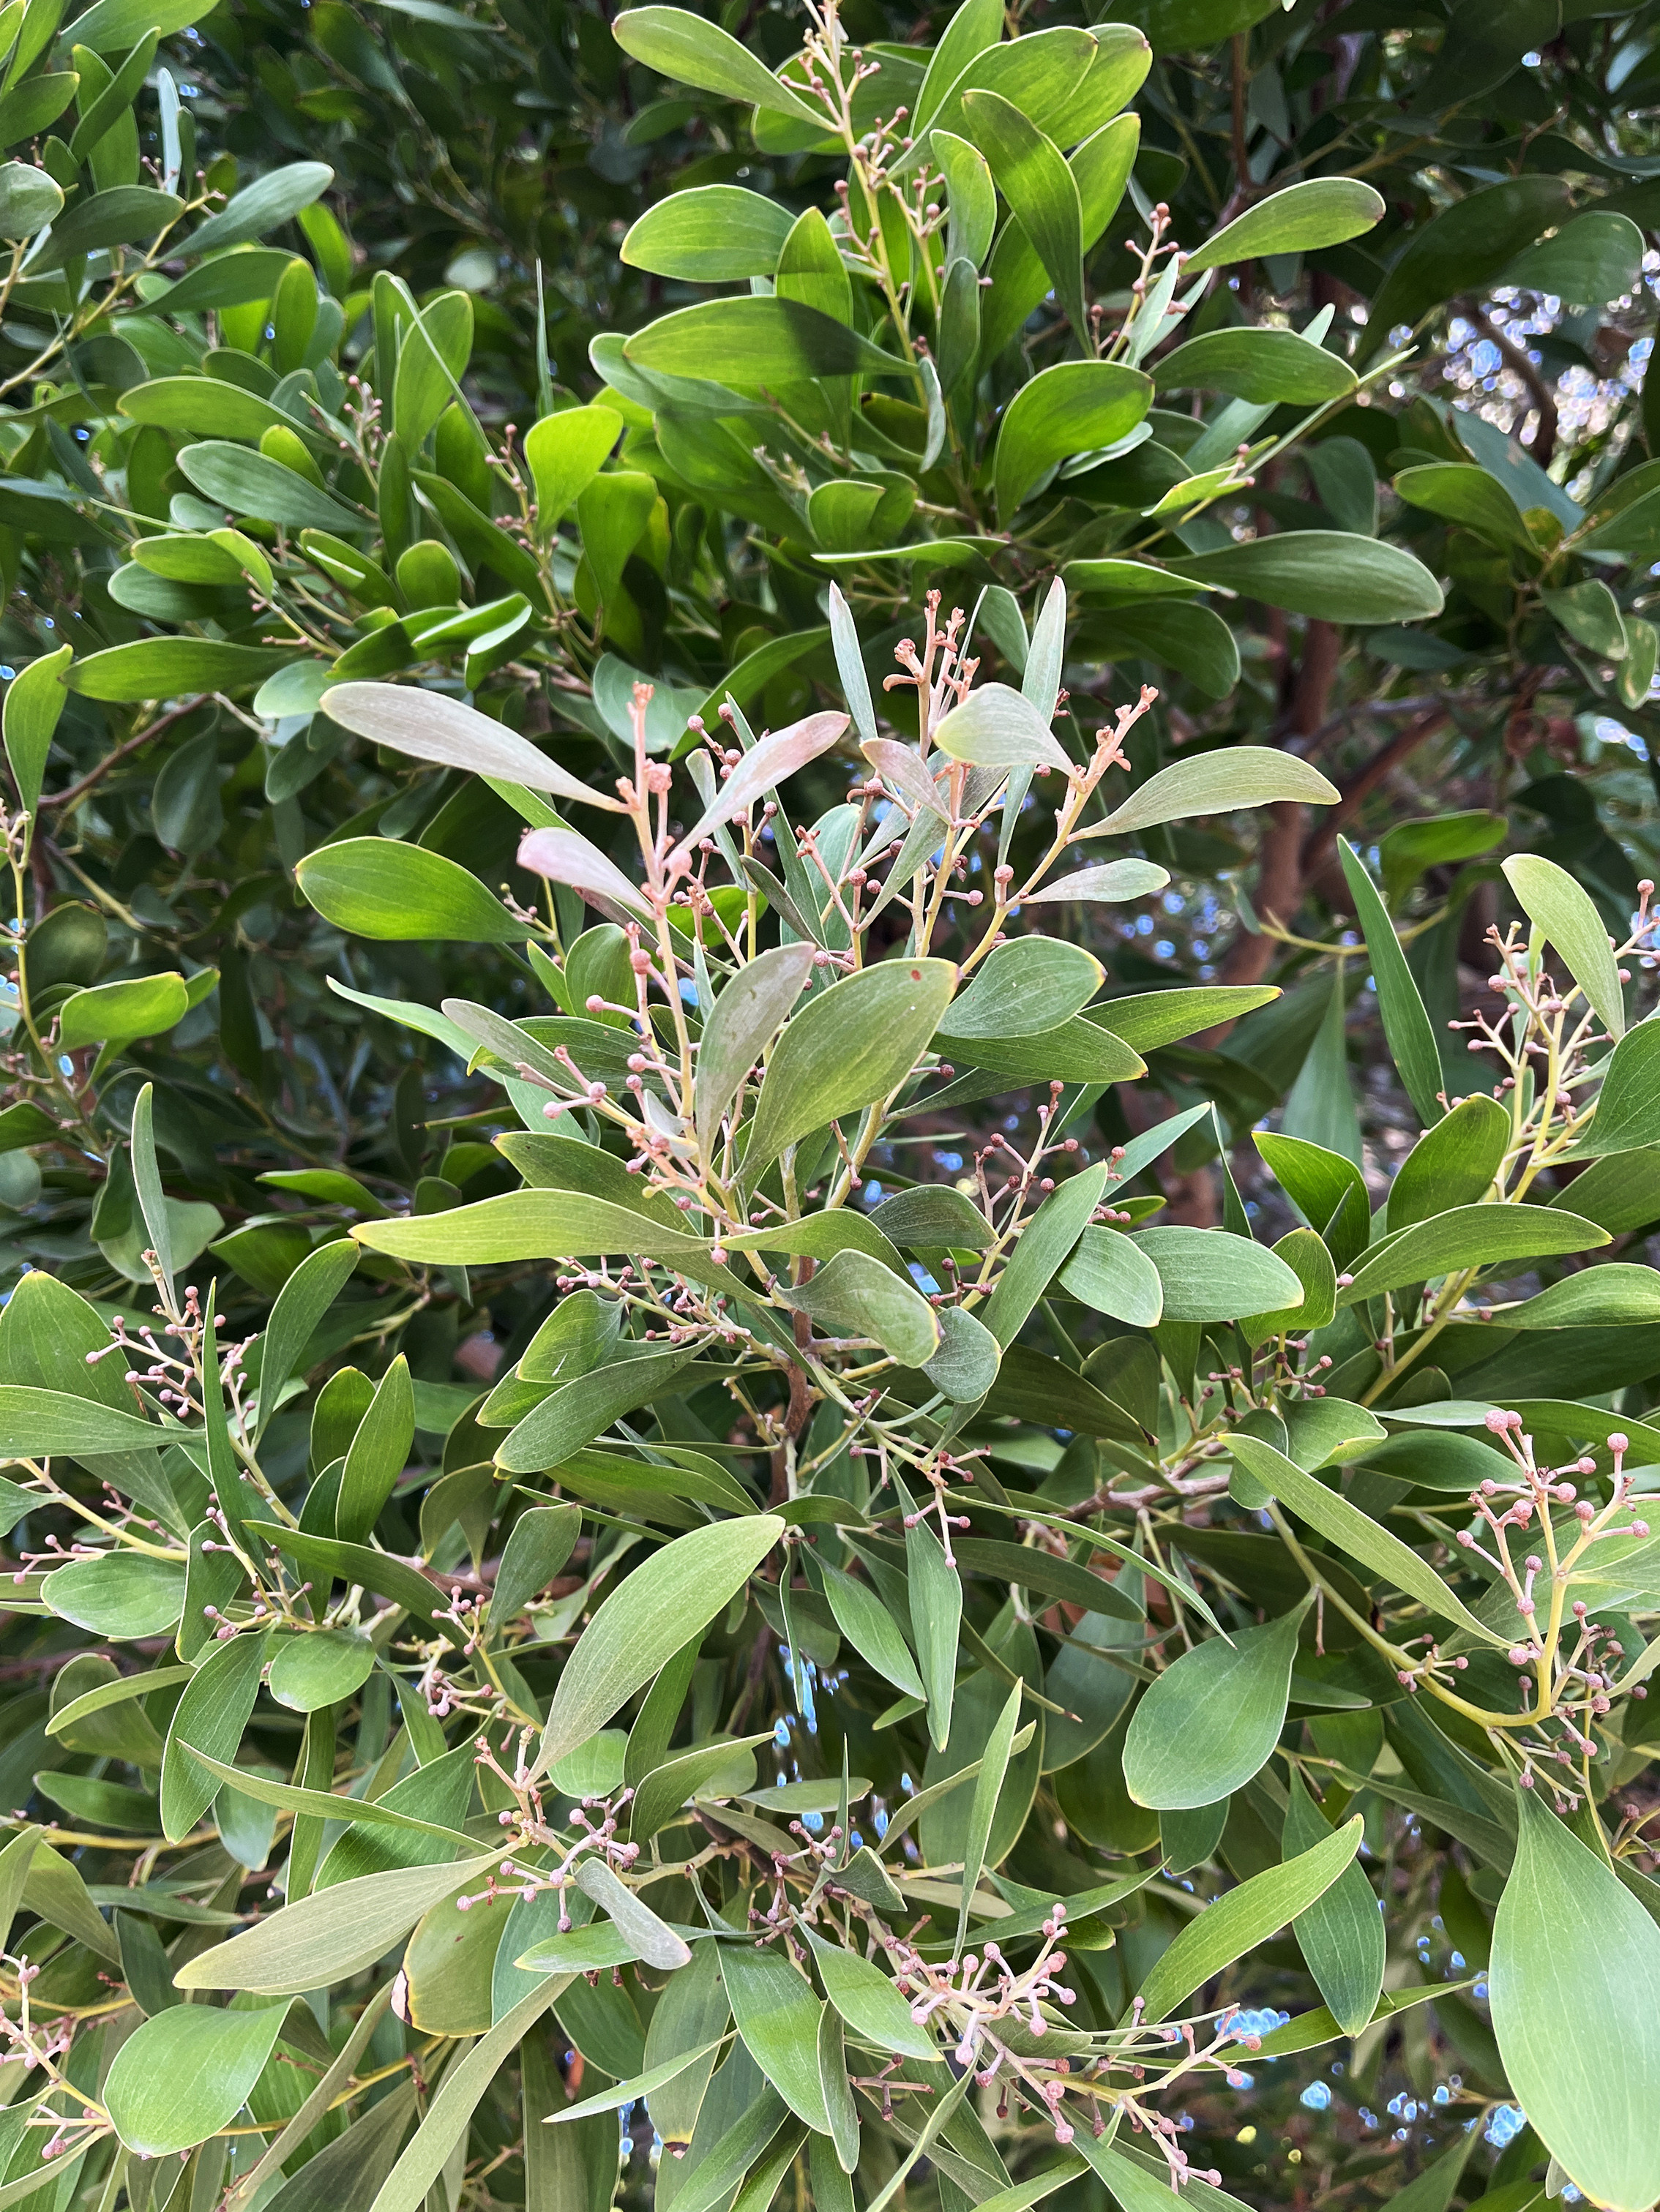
[888, 1904, 1076, 2119]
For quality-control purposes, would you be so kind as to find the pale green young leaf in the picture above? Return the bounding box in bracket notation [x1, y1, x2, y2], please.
[1503, 852, 1626, 1040]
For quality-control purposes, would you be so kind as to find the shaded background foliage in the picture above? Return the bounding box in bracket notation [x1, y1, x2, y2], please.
[0, 0, 1659, 2205]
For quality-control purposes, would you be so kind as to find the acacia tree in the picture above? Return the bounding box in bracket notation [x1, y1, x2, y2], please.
[0, 0, 1657, 2208]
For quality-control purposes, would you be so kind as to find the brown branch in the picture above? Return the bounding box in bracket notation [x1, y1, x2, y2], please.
[1209, 619, 1342, 1021]
[38, 695, 207, 813]
[1459, 298, 1558, 468]
[1298, 704, 1451, 879]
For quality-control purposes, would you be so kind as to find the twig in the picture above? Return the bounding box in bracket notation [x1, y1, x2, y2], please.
[37, 697, 208, 812]
[1459, 297, 1558, 468]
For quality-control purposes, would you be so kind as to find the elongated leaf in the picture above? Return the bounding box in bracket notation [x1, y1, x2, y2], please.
[335, 1354, 412, 1544]
[1186, 176, 1384, 274]
[179, 1743, 470, 1848]
[1394, 463, 1533, 552]
[496, 1343, 698, 1469]
[1571, 1017, 1660, 1155]
[1490, 1785, 1660, 2211]
[184, 161, 334, 256]
[1282, 1774, 1385, 2036]
[1161, 533, 1444, 624]
[0, 1385, 164, 1455]
[1123, 1605, 1306, 1810]
[266, 1630, 377, 1712]
[1080, 746, 1339, 839]
[1137, 1817, 1362, 2022]
[160, 1629, 268, 1841]
[1154, 327, 1356, 405]
[2, 645, 70, 822]
[67, 638, 299, 702]
[818, 1559, 924, 1701]
[696, 943, 816, 1141]
[59, 972, 188, 1050]
[574, 1857, 692, 1969]
[993, 361, 1151, 518]
[1337, 838, 1446, 1127]
[356, 1188, 713, 1268]
[983, 1162, 1107, 1345]
[622, 184, 795, 280]
[1227, 1433, 1504, 1645]
[323, 685, 622, 812]
[673, 711, 849, 856]
[908, 1510, 962, 1753]
[177, 441, 364, 533]
[296, 839, 528, 945]
[524, 404, 621, 533]
[540, 1516, 784, 1772]
[1503, 852, 1626, 1040]
[43, 1553, 183, 1637]
[518, 825, 651, 918]
[225, 1984, 395, 2212]
[1093, 989, 1278, 1052]
[627, 1729, 771, 1840]
[551, 2037, 729, 2124]
[255, 1240, 359, 1441]
[625, 298, 901, 381]
[962, 90, 1085, 340]
[778, 1248, 940, 1366]
[1130, 1226, 1304, 1323]
[34, 184, 182, 267]
[1337, 1203, 1609, 1303]
[936, 1015, 1143, 1084]
[932, 683, 1072, 771]
[492, 1503, 580, 1625]
[176, 1853, 498, 1992]
[1059, 1226, 1163, 1326]
[367, 1978, 567, 2212]
[800, 1923, 935, 2060]
[954, 1538, 1141, 1620]
[722, 1944, 833, 2134]
[612, 6, 821, 121]
[1387, 1095, 1509, 1231]
[957, 1682, 1022, 1955]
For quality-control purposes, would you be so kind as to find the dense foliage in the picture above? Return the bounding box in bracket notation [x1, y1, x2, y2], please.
[0, 1, 1659, 2211]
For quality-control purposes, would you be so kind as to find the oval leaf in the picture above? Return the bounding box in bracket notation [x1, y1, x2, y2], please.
[106, 2001, 293, 2156]
[1123, 1604, 1306, 1809]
